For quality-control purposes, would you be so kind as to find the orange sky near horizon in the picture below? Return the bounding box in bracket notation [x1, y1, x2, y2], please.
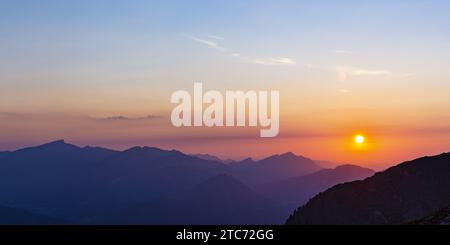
[1, 104, 449, 171]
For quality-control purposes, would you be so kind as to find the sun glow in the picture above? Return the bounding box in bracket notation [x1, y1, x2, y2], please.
[355, 135, 365, 144]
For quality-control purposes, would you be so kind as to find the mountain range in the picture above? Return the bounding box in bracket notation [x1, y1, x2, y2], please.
[109, 174, 283, 225]
[6, 140, 449, 225]
[257, 164, 375, 218]
[0, 140, 374, 224]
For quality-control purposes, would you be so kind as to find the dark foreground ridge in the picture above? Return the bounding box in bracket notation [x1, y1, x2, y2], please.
[287, 153, 450, 225]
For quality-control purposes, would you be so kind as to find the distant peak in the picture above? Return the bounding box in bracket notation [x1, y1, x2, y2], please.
[46, 139, 66, 145]
[191, 153, 224, 162]
[239, 157, 255, 163]
[122, 146, 184, 158]
[334, 164, 375, 172]
[334, 164, 359, 169]
[266, 152, 305, 160]
[280, 152, 296, 157]
[19, 139, 80, 152]
[39, 140, 76, 148]
[123, 145, 160, 151]
[124, 146, 144, 152]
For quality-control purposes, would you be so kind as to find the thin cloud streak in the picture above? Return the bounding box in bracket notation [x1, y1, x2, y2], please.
[182, 33, 227, 52]
[207, 35, 224, 40]
[95, 115, 161, 121]
[251, 57, 297, 66]
[0, 112, 24, 118]
[182, 33, 309, 68]
[333, 66, 412, 81]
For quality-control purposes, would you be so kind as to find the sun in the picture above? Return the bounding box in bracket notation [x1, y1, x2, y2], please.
[355, 135, 365, 144]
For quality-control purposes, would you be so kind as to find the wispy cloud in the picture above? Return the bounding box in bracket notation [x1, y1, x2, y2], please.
[207, 35, 224, 40]
[95, 115, 160, 121]
[0, 112, 24, 118]
[251, 57, 297, 66]
[333, 66, 412, 81]
[0, 112, 161, 121]
[182, 33, 227, 52]
[182, 33, 310, 68]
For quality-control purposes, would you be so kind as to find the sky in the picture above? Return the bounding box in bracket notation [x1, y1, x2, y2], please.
[1, 0, 450, 169]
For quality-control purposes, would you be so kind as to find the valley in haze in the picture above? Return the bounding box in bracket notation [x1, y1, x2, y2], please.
[0, 140, 374, 225]
[1, 140, 449, 225]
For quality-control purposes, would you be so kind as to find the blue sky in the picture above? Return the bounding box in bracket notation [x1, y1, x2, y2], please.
[2, 0, 450, 111]
[2, 0, 449, 102]
[2, 0, 449, 73]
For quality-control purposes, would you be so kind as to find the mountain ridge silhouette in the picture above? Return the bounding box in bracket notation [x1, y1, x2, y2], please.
[287, 152, 450, 225]
[0, 139, 394, 225]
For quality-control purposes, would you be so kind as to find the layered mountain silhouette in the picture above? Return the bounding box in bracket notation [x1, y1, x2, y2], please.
[0, 140, 227, 222]
[110, 174, 283, 224]
[287, 153, 450, 225]
[0, 140, 403, 224]
[192, 153, 234, 164]
[257, 165, 374, 218]
[229, 152, 322, 185]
